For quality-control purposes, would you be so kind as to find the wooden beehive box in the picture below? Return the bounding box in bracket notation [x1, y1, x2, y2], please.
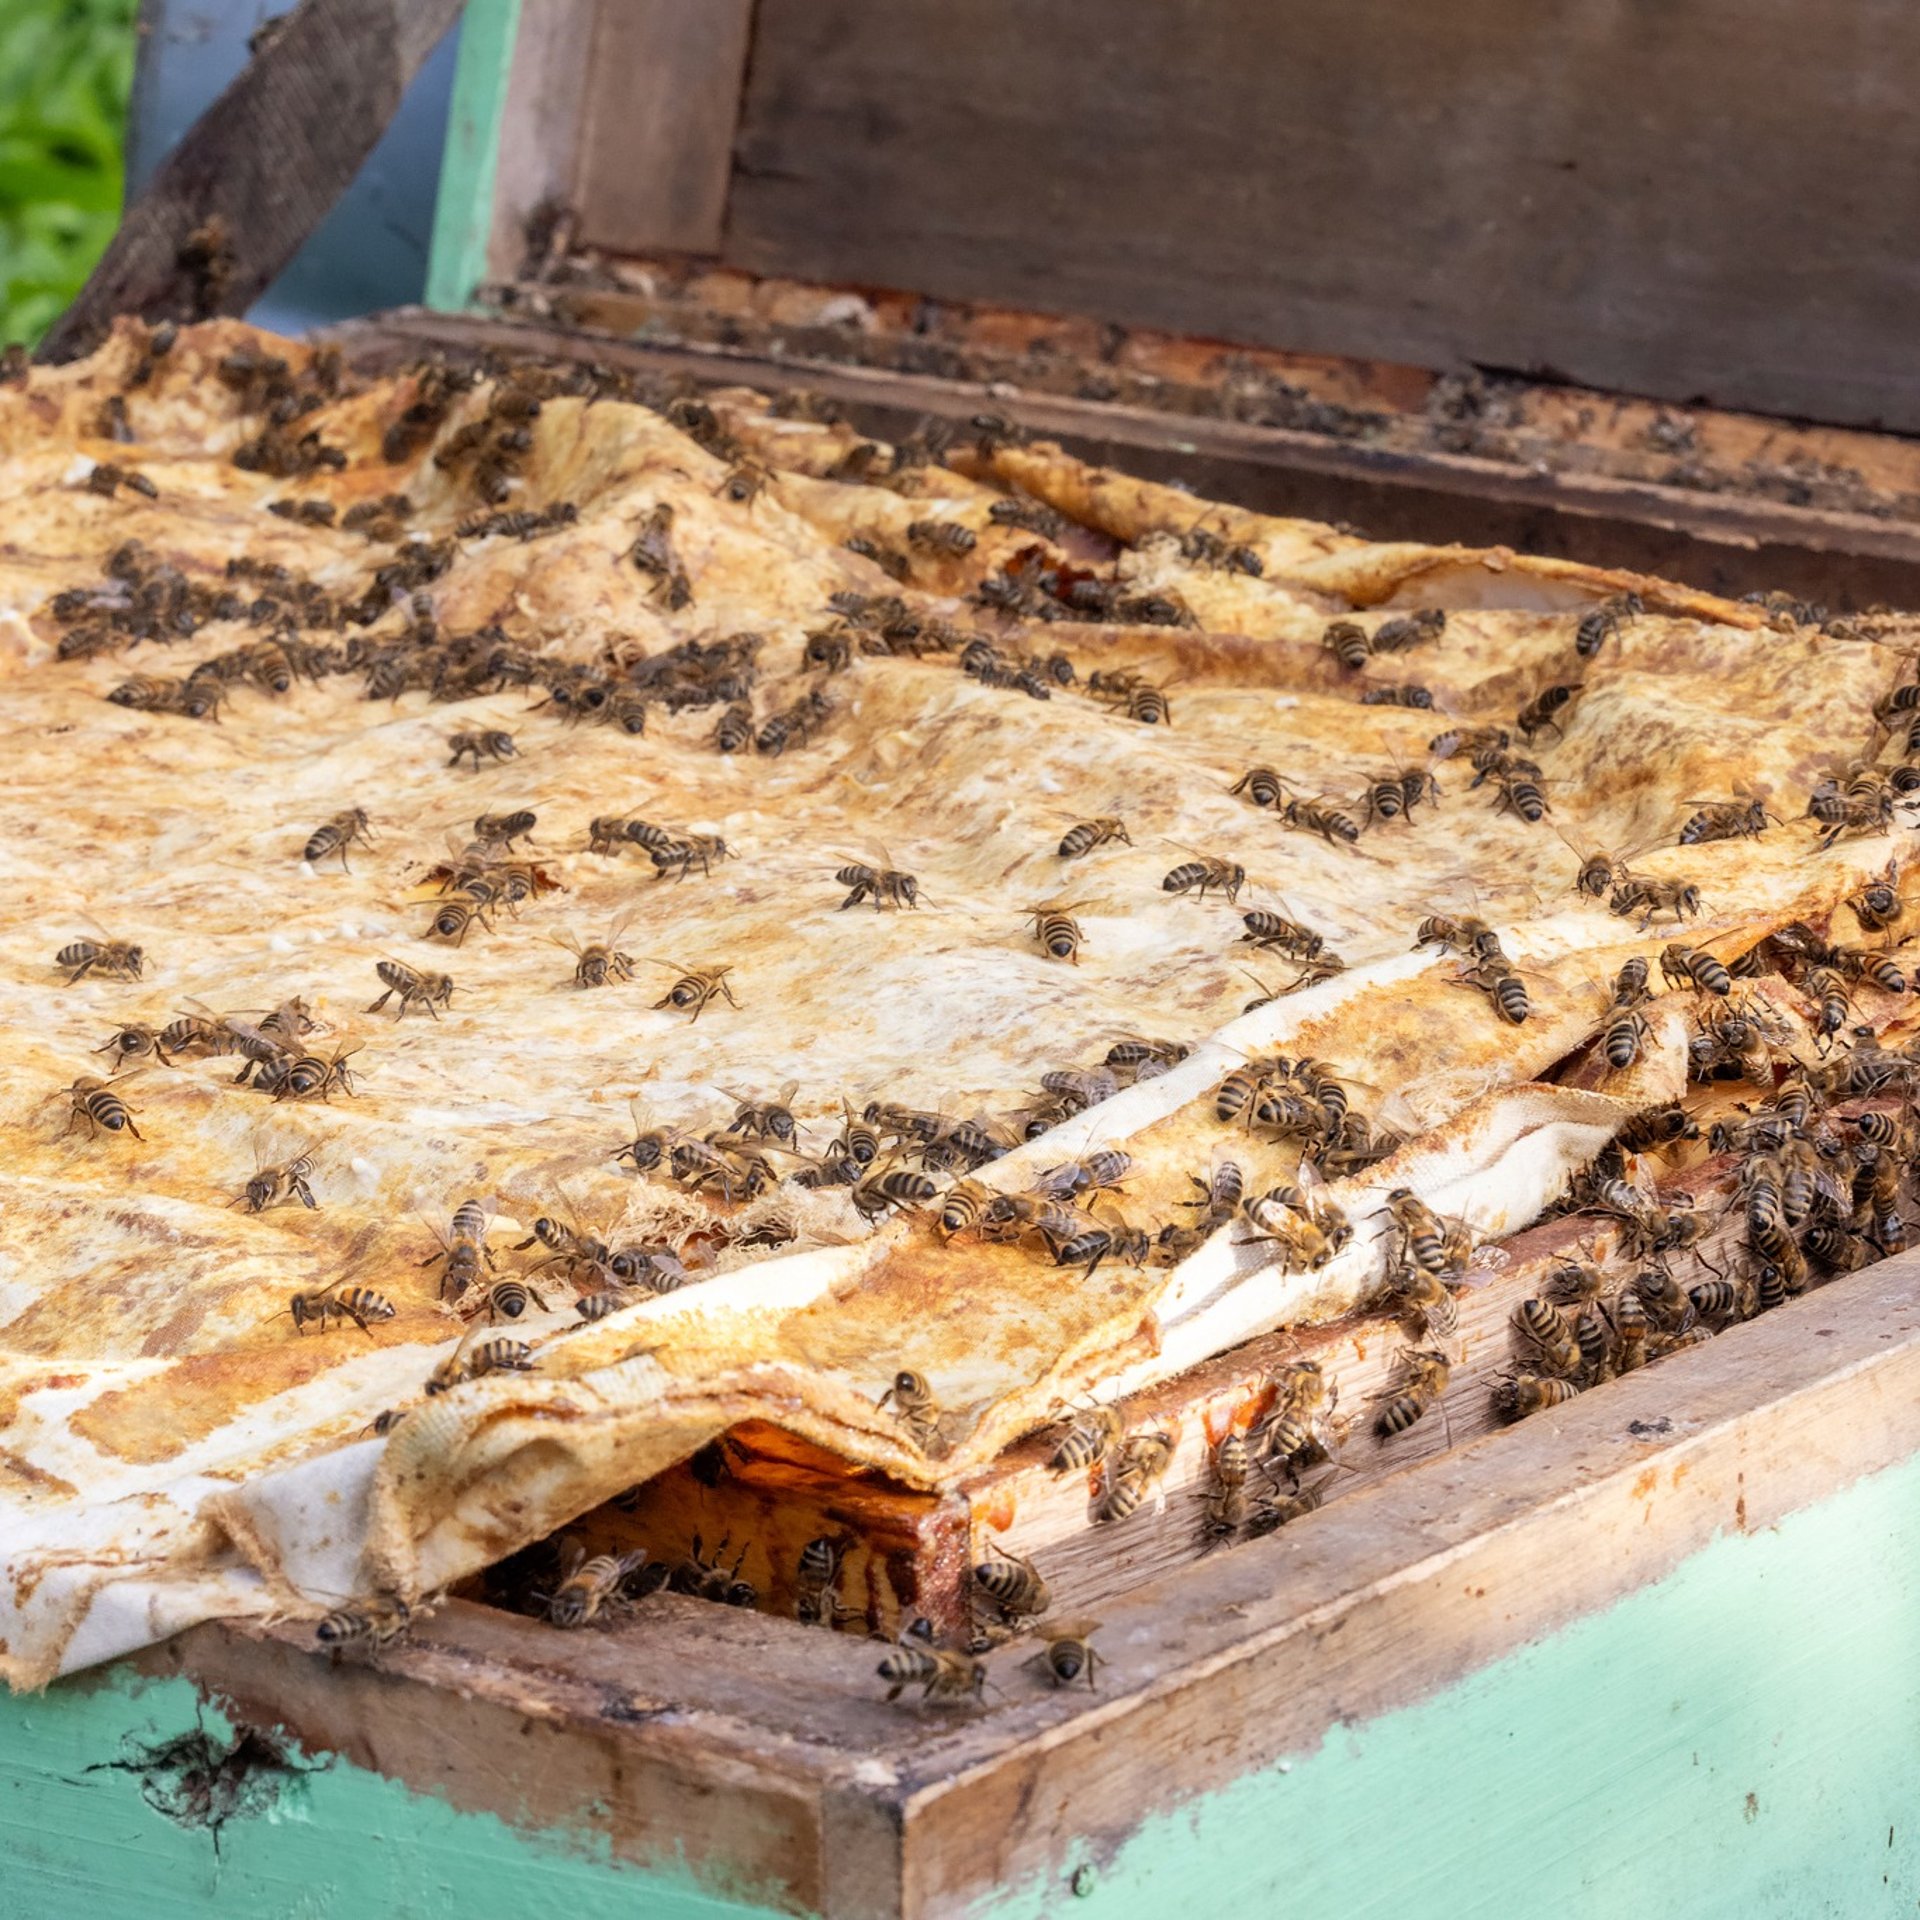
[32, 7, 1920, 1917]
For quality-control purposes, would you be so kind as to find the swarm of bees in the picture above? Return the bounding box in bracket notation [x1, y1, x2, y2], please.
[31, 336, 1920, 1716]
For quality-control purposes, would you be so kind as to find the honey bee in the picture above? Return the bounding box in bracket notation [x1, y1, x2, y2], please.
[1413, 913, 1501, 960]
[835, 849, 922, 910]
[989, 496, 1069, 539]
[1026, 1624, 1102, 1690]
[423, 1331, 532, 1395]
[447, 728, 517, 770]
[906, 518, 978, 558]
[234, 1148, 318, 1213]
[973, 1545, 1050, 1621]
[551, 915, 634, 989]
[545, 1547, 651, 1629]
[1553, 828, 1627, 900]
[845, 533, 911, 580]
[1262, 1360, 1337, 1463]
[1382, 1187, 1465, 1277]
[1489, 764, 1549, 824]
[1047, 1401, 1124, 1474]
[1241, 1185, 1348, 1272]
[515, 1208, 613, 1287]
[473, 809, 538, 849]
[1028, 902, 1087, 963]
[1094, 1431, 1175, 1523]
[367, 959, 454, 1018]
[1575, 592, 1641, 658]
[1515, 682, 1581, 744]
[1240, 906, 1325, 959]
[1321, 619, 1372, 670]
[1679, 794, 1776, 846]
[421, 1198, 494, 1302]
[1609, 875, 1704, 929]
[1617, 1105, 1698, 1153]
[630, 499, 683, 586]
[650, 833, 730, 882]
[267, 1042, 360, 1102]
[284, 1279, 396, 1336]
[424, 895, 491, 945]
[720, 1080, 800, 1144]
[1490, 1373, 1581, 1422]
[1511, 1297, 1582, 1376]
[1429, 724, 1511, 762]
[794, 1535, 856, 1630]
[649, 960, 740, 1021]
[1044, 1205, 1153, 1280]
[931, 1176, 993, 1238]
[458, 1277, 552, 1324]
[1846, 857, 1906, 936]
[1374, 1347, 1452, 1439]
[849, 1166, 939, 1224]
[876, 1368, 941, 1446]
[1830, 942, 1910, 996]
[55, 928, 144, 984]
[1248, 1477, 1336, 1534]
[315, 1593, 418, 1655]
[717, 458, 773, 506]
[878, 1624, 986, 1706]
[1687, 1279, 1742, 1323]
[1385, 1259, 1458, 1338]
[303, 807, 375, 869]
[1104, 1035, 1191, 1080]
[84, 461, 159, 499]
[714, 702, 754, 752]
[43, 1026, 152, 1123]
[1199, 1432, 1253, 1542]
[1283, 795, 1363, 846]
[1358, 684, 1434, 709]
[93, 1021, 175, 1069]
[1058, 816, 1131, 858]
[1611, 956, 1653, 1006]
[1461, 956, 1530, 1024]
[1181, 1150, 1246, 1231]
[1230, 765, 1291, 810]
[1660, 944, 1732, 996]
[1162, 851, 1246, 903]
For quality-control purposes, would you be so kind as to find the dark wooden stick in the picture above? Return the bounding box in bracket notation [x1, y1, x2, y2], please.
[39, 0, 467, 363]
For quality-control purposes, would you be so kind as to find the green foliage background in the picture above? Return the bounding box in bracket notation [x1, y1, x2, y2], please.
[1, 0, 138, 347]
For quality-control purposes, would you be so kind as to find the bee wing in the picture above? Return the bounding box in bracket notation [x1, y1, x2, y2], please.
[606, 909, 636, 944]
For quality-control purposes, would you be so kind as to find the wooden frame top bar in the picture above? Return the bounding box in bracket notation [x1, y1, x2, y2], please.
[144, 1249, 1920, 1920]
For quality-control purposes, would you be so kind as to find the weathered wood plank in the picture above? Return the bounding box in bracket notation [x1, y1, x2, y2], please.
[42, 0, 463, 361]
[329, 306, 1920, 610]
[722, 0, 1920, 433]
[148, 1247, 1920, 1918]
[572, 0, 756, 257]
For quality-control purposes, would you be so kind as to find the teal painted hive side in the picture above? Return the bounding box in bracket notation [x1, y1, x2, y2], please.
[7, 1445, 1920, 1918]
[424, 0, 521, 313]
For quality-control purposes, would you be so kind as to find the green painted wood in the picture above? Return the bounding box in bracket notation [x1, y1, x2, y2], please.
[0, 1666, 772, 1920]
[6, 1451, 1919, 1917]
[424, 0, 522, 313]
[1005, 1447, 1920, 1920]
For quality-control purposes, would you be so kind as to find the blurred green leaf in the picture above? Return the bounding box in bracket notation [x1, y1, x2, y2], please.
[0, 0, 138, 347]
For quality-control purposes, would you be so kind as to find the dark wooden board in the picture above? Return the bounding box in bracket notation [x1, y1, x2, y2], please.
[332, 307, 1920, 610]
[572, 0, 757, 257]
[721, 0, 1920, 434]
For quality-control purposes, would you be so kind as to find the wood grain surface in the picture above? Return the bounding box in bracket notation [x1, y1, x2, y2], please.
[721, 0, 1920, 432]
[147, 1246, 1920, 1917]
